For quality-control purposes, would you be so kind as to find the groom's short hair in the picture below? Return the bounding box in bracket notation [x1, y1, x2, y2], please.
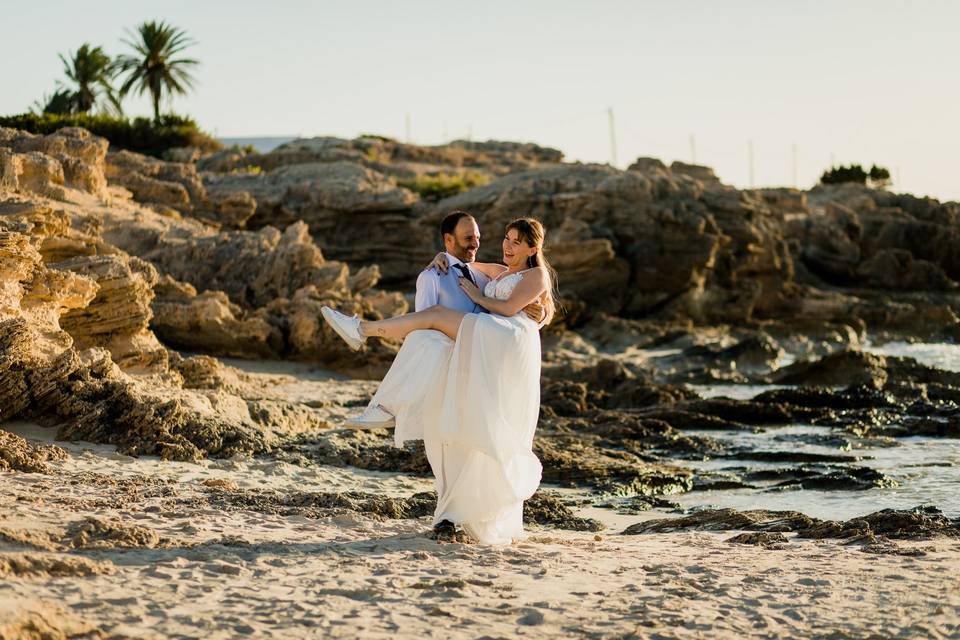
[440, 210, 474, 239]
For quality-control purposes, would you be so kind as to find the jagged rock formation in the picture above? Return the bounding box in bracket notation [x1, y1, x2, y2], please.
[0, 126, 107, 198]
[160, 136, 959, 338]
[3, 124, 960, 468]
[106, 149, 206, 210]
[151, 276, 283, 359]
[0, 430, 67, 473]
[435, 161, 795, 322]
[797, 184, 960, 288]
[0, 128, 407, 461]
[204, 162, 425, 278]
[203, 135, 563, 177]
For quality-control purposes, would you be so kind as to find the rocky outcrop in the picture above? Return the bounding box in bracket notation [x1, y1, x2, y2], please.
[204, 162, 426, 280]
[135, 221, 350, 309]
[623, 505, 960, 541]
[794, 184, 960, 290]
[0, 131, 408, 462]
[189, 135, 958, 335]
[433, 162, 794, 321]
[106, 149, 206, 211]
[0, 430, 67, 474]
[231, 136, 563, 177]
[55, 254, 168, 370]
[0, 127, 108, 199]
[106, 148, 258, 228]
[151, 276, 283, 358]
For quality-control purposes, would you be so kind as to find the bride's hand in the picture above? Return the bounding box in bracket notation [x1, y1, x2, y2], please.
[424, 253, 448, 274]
[457, 277, 482, 302]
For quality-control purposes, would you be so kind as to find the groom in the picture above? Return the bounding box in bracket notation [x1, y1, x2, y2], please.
[345, 210, 542, 539]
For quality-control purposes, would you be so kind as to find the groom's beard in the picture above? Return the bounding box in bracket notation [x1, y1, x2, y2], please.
[451, 244, 479, 263]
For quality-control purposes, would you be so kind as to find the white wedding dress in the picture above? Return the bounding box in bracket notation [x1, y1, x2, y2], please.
[393, 270, 544, 544]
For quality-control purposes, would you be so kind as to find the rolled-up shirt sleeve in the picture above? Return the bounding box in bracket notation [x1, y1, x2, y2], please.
[415, 270, 440, 312]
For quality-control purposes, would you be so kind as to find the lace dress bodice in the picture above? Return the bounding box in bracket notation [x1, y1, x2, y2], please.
[483, 269, 545, 328]
[483, 270, 526, 301]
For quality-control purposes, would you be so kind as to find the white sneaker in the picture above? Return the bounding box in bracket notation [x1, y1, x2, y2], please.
[321, 306, 366, 351]
[343, 404, 396, 430]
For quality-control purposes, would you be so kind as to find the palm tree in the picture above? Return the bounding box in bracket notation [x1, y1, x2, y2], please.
[32, 88, 74, 115]
[55, 44, 122, 114]
[115, 21, 199, 123]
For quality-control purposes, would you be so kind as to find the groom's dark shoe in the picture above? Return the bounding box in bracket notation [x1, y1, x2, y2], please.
[430, 519, 460, 542]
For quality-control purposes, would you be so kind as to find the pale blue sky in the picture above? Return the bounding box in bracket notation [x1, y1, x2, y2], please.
[5, 1, 958, 200]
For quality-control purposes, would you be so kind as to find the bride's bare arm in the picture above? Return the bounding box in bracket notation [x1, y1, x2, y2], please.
[423, 254, 505, 278]
[458, 267, 548, 317]
[469, 262, 507, 279]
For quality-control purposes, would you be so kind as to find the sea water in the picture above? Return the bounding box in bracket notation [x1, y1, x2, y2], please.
[679, 341, 960, 520]
[218, 137, 297, 153]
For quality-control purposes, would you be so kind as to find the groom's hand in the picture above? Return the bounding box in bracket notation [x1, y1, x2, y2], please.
[522, 301, 546, 323]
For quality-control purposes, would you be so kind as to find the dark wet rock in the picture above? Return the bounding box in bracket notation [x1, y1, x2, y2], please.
[523, 492, 604, 532]
[275, 430, 430, 475]
[726, 531, 788, 547]
[596, 495, 682, 514]
[535, 410, 715, 493]
[770, 431, 854, 449]
[884, 415, 960, 438]
[721, 450, 862, 464]
[680, 398, 799, 425]
[693, 478, 756, 491]
[199, 484, 602, 532]
[797, 505, 960, 541]
[203, 486, 436, 520]
[773, 350, 889, 387]
[744, 464, 896, 491]
[912, 382, 960, 406]
[597, 380, 698, 411]
[278, 411, 703, 498]
[541, 368, 698, 417]
[535, 434, 694, 496]
[772, 350, 960, 388]
[682, 333, 784, 377]
[753, 384, 901, 411]
[623, 508, 816, 535]
[625, 505, 960, 540]
[635, 408, 750, 431]
[540, 380, 589, 417]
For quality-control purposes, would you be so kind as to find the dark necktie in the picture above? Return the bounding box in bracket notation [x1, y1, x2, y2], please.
[454, 263, 476, 286]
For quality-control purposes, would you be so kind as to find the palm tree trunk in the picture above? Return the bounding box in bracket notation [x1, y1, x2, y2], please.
[152, 92, 160, 124]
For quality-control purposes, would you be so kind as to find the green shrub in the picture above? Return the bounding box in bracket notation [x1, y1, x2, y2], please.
[397, 171, 490, 201]
[868, 164, 891, 187]
[820, 163, 893, 188]
[820, 164, 868, 185]
[0, 112, 221, 157]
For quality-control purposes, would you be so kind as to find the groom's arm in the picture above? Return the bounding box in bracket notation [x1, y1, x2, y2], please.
[415, 270, 440, 312]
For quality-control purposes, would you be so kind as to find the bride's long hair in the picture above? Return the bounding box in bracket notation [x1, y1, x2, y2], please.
[505, 217, 558, 326]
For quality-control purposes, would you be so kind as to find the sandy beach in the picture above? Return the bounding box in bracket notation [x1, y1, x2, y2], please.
[2, 422, 958, 639]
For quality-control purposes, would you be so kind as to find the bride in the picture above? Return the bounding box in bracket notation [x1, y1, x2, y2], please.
[321, 218, 555, 544]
